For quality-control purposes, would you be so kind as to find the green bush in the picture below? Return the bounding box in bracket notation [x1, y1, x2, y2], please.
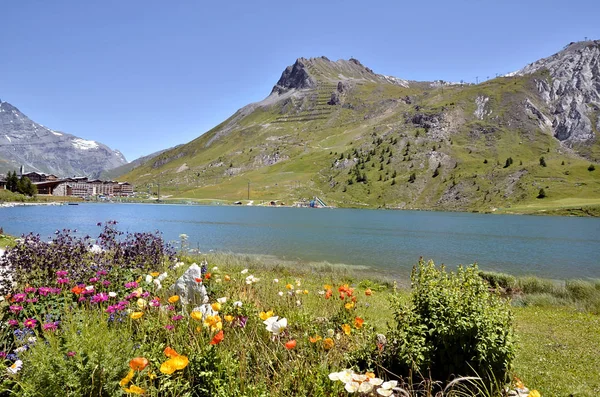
[517, 276, 565, 296]
[384, 260, 515, 386]
[565, 279, 598, 301]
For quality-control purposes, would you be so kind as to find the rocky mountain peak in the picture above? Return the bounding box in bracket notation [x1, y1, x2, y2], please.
[512, 40, 600, 144]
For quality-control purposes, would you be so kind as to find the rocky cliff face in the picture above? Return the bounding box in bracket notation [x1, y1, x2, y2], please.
[511, 40, 600, 144]
[0, 100, 127, 177]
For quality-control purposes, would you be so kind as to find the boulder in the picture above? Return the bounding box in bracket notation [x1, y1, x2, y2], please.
[168, 264, 208, 305]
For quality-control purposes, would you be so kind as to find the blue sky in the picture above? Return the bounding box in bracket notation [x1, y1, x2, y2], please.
[1, 0, 598, 161]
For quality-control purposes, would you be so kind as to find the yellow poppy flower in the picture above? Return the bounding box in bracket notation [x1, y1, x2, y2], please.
[136, 298, 147, 309]
[309, 335, 322, 343]
[224, 315, 234, 323]
[342, 324, 351, 336]
[211, 302, 221, 312]
[285, 283, 293, 290]
[123, 385, 145, 394]
[203, 315, 222, 332]
[150, 272, 160, 277]
[168, 295, 179, 304]
[259, 310, 274, 320]
[160, 355, 189, 374]
[345, 301, 355, 310]
[224, 275, 231, 281]
[190, 311, 203, 321]
[529, 391, 541, 397]
[119, 369, 135, 387]
[130, 312, 144, 320]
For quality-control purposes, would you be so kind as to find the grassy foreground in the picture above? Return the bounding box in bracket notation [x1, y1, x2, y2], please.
[0, 233, 599, 395]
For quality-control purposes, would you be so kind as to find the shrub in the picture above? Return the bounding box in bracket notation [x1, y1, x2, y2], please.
[384, 260, 515, 386]
[537, 188, 546, 199]
[588, 164, 596, 171]
[479, 271, 517, 289]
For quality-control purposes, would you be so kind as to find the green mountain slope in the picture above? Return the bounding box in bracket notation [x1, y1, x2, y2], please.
[122, 43, 600, 213]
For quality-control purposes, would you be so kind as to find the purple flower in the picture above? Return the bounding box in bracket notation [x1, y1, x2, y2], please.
[141, 291, 150, 298]
[67, 351, 76, 357]
[102, 280, 111, 287]
[78, 296, 87, 302]
[57, 278, 70, 285]
[9, 306, 23, 314]
[167, 305, 175, 311]
[42, 322, 59, 331]
[12, 294, 26, 303]
[164, 325, 174, 331]
[24, 318, 37, 329]
[0, 352, 6, 358]
[38, 287, 52, 296]
[24, 287, 37, 294]
[90, 293, 109, 304]
[171, 315, 183, 321]
[235, 316, 248, 328]
[105, 305, 117, 314]
[8, 319, 19, 327]
[50, 287, 62, 294]
[89, 277, 99, 283]
[26, 298, 38, 304]
[149, 299, 160, 307]
[56, 270, 69, 277]
[96, 270, 108, 276]
[125, 281, 139, 289]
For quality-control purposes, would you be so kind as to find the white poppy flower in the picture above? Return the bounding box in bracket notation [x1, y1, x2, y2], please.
[217, 297, 227, 304]
[345, 381, 360, 393]
[264, 316, 287, 335]
[233, 301, 243, 307]
[7, 360, 22, 375]
[358, 381, 374, 393]
[145, 275, 153, 284]
[377, 380, 398, 396]
[108, 292, 117, 298]
[241, 268, 249, 274]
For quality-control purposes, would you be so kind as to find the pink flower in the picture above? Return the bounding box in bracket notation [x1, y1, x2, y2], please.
[38, 287, 52, 296]
[9, 305, 23, 314]
[24, 318, 37, 329]
[12, 293, 26, 303]
[57, 278, 70, 284]
[102, 280, 111, 287]
[26, 298, 38, 304]
[149, 299, 161, 307]
[96, 270, 108, 276]
[164, 325, 174, 331]
[67, 351, 76, 357]
[24, 287, 37, 294]
[56, 270, 68, 277]
[42, 322, 59, 331]
[50, 287, 62, 294]
[141, 292, 150, 298]
[7, 319, 19, 327]
[90, 293, 109, 304]
[125, 281, 139, 289]
[171, 315, 183, 321]
[89, 277, 99, 283]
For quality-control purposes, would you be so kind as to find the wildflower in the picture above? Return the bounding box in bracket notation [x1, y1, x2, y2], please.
[164, 346, 179, 358]
[91, 293, 109, 304]
[123, 385, 145, 395]
[205, 273, 211, 280]
[109, 292, 117, 298]
[245, 275, 259, 284]
[56, 270, 68, 277]
[259, 310, 274, 321]
[327, 329, 335, 337]
[264, 316, 287, 336]
[325, 289, 333, 299]
[285, 340, 297, 350]
[309, 335, 322, 343]
[295, 289, 302, 295]
[149, 298, 160, 307]
[9, 305, 23, 314]
[136, 299, 147, 309]
[42, 322, 59, 331]
[224, 275, 231, 281]
[376, 380, 398, 396]
[26, 298, 38, 303]
[67, 351, 76, 357]
[24, 287, 37, 294]
[97, 270, 108, 276]
[195, 277, 202, 283]
[529, 391, 541, 397]
[12, 293, 26, 302]
[38, 287, 52, 296]
[120, 369, 135, 387]
[365, 288, 373, 296]
[165, 325, 174, 331]
[24, 318, 37, 329]
[160, 355, 189, 374]
[278, 291, 284, 297]
[203, 315, 223, 332]
[130, 312, 144, 320]
[129, 357, 149, 371]
[168, 295, 179, 304]
[210, 330, 224, 345]
[224, 315, 234, 323]
[150, 272, 160, 277]
[145, 275, 153, 284]
[303, 289, 309, 295]
[217, 297, 227, 304]
[354, 317, 364, 329]
[345, 301, 355, 310]
[125, 281, 139, 289]
[102, 280, 111, 287]
[328, 369, 353, 383]
[7, 319, 18, 327]
[234, 316, 248, 328]
[57, 278, 70, 284]
[171, 315, 183, 321]
[89, 277, 99, 283]
[7, 360, 23, 375]
[70, 285, 84, 295]
[285, 283, 293, 290]
[212, 266, 219, 272]
[241, 268, 248, 274]
[211, 302, 222, 312]
[342, 324, 351, 336]
[190, 311, 203, 321]
[233, 301, 243, 307]
[273, 278, 279, 283]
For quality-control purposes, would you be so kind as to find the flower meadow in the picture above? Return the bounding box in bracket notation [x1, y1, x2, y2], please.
[0, 224, 535, 396]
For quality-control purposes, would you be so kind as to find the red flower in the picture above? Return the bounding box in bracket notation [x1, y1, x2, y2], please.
[210, 330, 224, 345]
[284, 340, 297, 350]
[71, 285, 85, 295]
[325, 289, 332, 299]
[195, 277, 202, 283]
[204, 273, 211, 280]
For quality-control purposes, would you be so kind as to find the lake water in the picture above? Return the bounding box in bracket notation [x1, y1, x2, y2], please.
[1, 203, 599, 280]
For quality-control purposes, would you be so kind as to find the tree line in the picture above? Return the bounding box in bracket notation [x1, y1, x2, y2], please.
[4, 171, 37, 196]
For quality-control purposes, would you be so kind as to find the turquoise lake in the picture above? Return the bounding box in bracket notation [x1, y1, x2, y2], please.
[1, 203, 599, 280]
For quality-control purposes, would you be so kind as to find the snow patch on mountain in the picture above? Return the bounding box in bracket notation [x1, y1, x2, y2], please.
[71, 138, 99, 150]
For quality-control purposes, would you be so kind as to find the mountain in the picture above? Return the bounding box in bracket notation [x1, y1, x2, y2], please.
[0, 100, 126, 177]
[121, 41, 600, 213]
[100, 146, 182, 180]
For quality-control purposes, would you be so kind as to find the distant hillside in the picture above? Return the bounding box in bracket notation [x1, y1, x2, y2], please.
[100, 146, 181, 180]
[0, 100, 126, 177]
[122, 41, 600, 212]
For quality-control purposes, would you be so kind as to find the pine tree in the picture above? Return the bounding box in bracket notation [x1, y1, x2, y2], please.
[537, 188, 546, 199]
[539, 157, 547, 167]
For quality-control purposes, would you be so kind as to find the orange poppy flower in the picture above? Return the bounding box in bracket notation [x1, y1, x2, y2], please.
[365, 288, 373, 296]
[224, 275, 231, 281]
[123, 385, 145, 394]
[210, 330, 224, 345]
[195, 277, 202, 283]
[323, 337, 334, 350]
[71, 286, 85, 295]
[163, 346, 179, 358]
[129, 357, 149, 371]
[204, 273, 211, 280]
[119, 369, 135, 387]
[167, 295, 179, 304]
[354, 317, 364, 329]
[325, 289, 333, 299]
[285, 340, 297, 350]
[309, 335, 322, 343]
